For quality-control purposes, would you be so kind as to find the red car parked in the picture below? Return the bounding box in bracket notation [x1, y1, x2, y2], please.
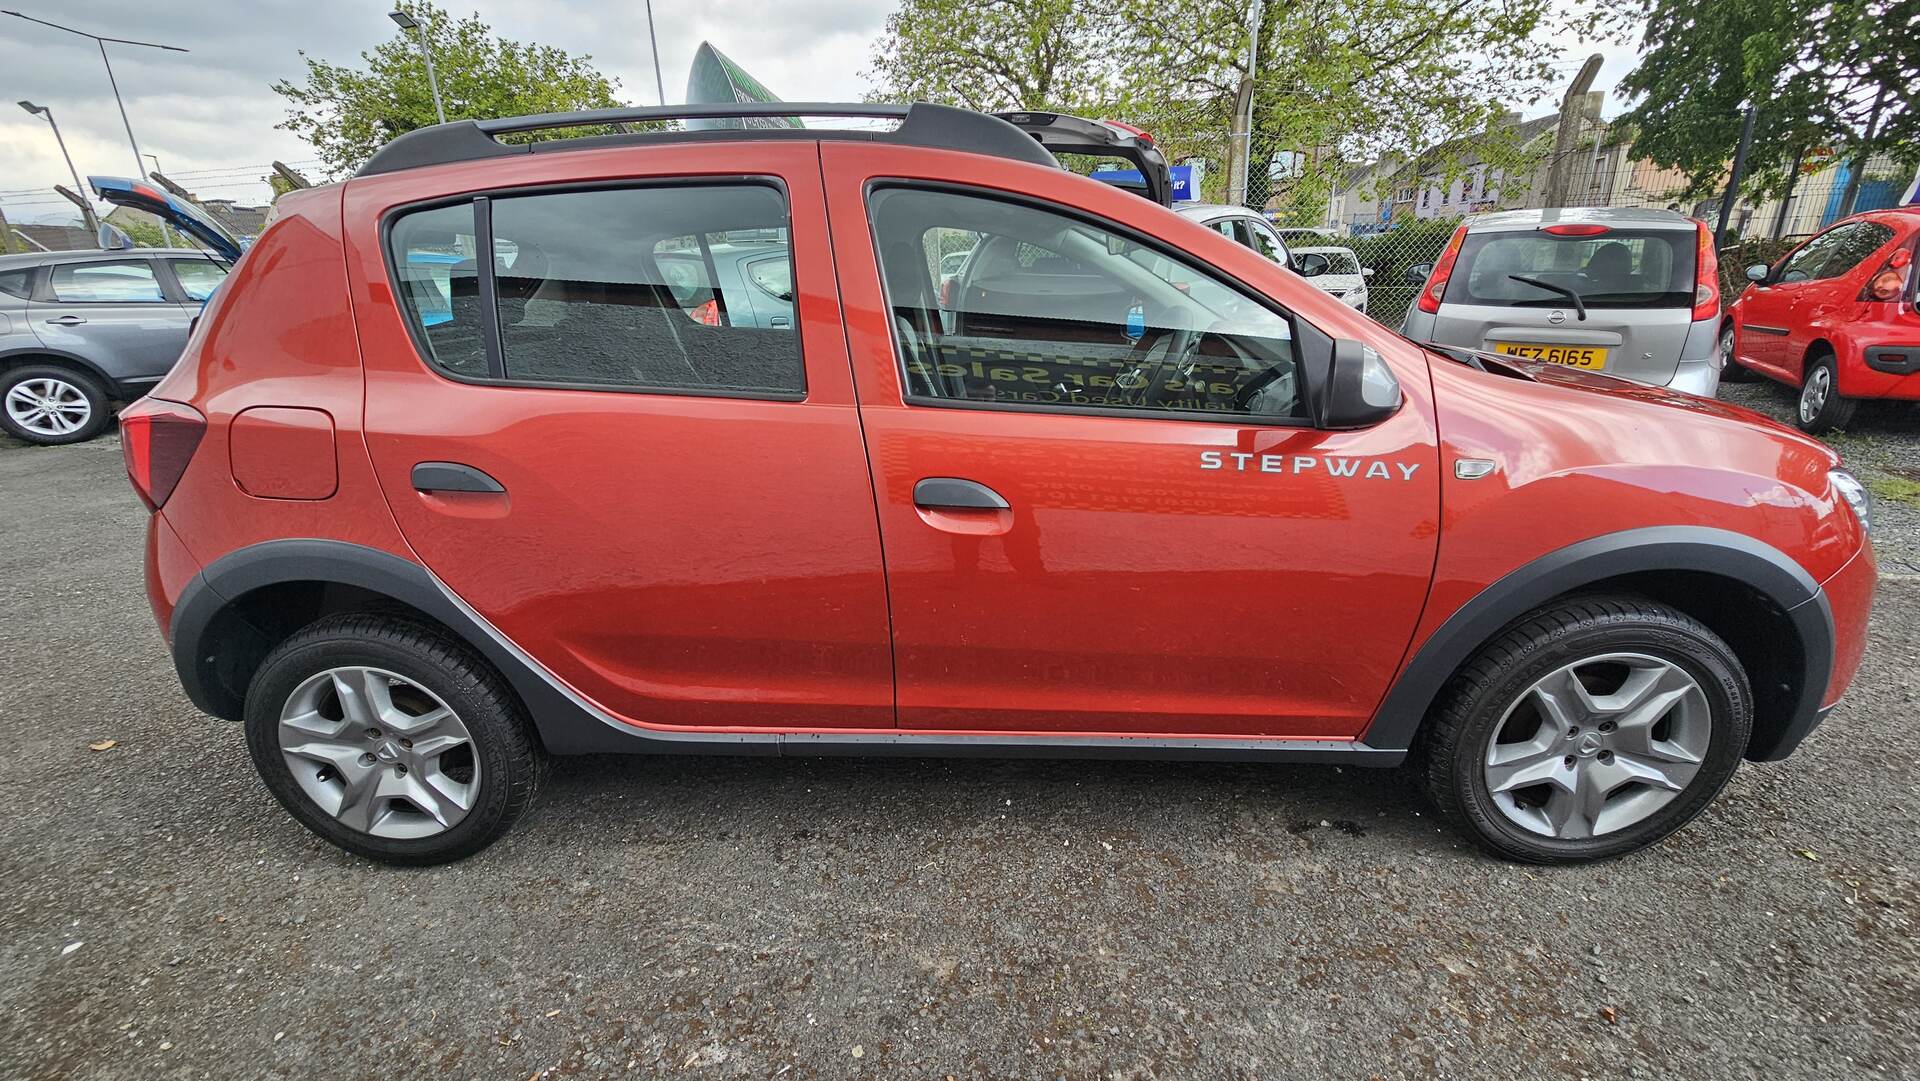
[118, 104, 1874, 866]
[1724, 206, 1920, 432]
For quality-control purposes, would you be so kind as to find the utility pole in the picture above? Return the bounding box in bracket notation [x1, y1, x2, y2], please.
[1543, 54, 1604, 209]
[1229, 0, 1264, 207]
[1837, 85, 1887, 218]
[1772, 145, 1807, 238]
[16, 100, 99, 235]
[271, 161, 313, 190]
[144, 154, 176, 246]
[644, 0, 666, 105]
[389, 9, 447, 125]
[3, 12, 188, 189]
[1716, 104, 1758, 247]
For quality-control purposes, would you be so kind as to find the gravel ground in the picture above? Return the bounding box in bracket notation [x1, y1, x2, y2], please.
[2, 430, 1917, 1081]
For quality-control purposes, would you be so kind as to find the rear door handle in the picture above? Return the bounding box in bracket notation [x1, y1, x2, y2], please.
[913, 477, 1009, 510]
[411, 461, 506, 493]
[45, 316, 86, 326]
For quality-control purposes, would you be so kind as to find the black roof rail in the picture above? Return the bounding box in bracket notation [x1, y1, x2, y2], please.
[355, 101, 1059, 178]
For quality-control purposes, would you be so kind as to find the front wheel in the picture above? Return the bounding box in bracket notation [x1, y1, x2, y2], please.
[1796, 354, 1857, 434]
[1418, 596, 1752, 863]
[244, 615, 543, 865]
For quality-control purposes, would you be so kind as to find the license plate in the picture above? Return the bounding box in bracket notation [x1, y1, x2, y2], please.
[1490, 341, 1607, 369]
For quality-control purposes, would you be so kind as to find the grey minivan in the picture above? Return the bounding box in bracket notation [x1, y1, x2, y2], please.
[1401, 207, 1722, 395]
[0, 248, 229, 444]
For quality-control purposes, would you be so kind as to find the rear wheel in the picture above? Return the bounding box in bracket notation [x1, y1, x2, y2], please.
[244, 615, 542, 865]
[1796, 353, 1857, 434]
[0, 365, 110, 445]
[1717, 324, 1758, 382]
[1418, 596, 1752, 863]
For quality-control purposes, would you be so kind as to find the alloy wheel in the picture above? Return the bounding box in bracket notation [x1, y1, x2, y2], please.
[278, 666, 480, 839]
[4, 376, 92, 437]
[1482, 653, 1710, 840]
[1799, 366, 1831, 425]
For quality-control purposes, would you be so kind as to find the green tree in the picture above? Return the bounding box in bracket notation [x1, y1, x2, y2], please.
[272, 2, 622, 176]
[1617, 0, 1918, 196]
[867, 0, 1125, 112]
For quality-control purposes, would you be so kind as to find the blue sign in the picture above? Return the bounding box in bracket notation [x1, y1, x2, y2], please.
[1087, 164, 1200, 203]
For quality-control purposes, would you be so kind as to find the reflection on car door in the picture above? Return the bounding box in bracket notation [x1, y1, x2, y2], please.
[825, 145, 1441, 739]
[29, 258, 192, 389]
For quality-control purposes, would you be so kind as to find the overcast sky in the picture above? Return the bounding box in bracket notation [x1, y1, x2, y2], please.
[0, 0, 1633, 224]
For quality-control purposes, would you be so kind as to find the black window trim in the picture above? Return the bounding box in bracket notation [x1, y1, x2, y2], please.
[34, 256, 177, 305]
[864, 178, 1327, 429]
[378, 174, 807, 402]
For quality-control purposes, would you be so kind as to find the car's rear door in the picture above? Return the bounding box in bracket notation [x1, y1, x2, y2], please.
[344, 142, 894, 731]
[1432, 224, 1697, 384]
[822, 143, 1440, 739]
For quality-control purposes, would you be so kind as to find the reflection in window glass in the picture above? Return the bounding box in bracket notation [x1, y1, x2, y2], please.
[872, 187, 1304, 420]
[389, 202, 487, 376]
[49, 260, 165, 303]
[170, 259, 228, 302]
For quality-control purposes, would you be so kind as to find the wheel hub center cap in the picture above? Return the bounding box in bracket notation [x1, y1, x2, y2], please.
[1575, 732, 1604, 757]
[373, 739, 404, 763]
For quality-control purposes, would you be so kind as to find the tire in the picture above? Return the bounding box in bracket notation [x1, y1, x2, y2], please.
[1717, 324, 1758, 382]
[0, 364, 111, 445]
[244, 614, 542, 865]
[1417, 595, 1752, 864]
[1795, 353, 1857, 434]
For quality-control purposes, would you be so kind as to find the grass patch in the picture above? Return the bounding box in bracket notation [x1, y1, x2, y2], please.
[1867, 473, 1920, 507]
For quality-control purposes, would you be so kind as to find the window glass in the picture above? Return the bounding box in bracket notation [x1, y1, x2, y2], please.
[489, 186, 801, 393]
[389, 202, 488, 377]
[1779, 222, 1895, 282]
[48, 260, 165, 303]
[1244, 219, 1288, 264]
[1447, 229, 1693, 308]
[170, 258, 228, 302]
[745, 255, 793, 302]
[871, 187, 1305, 420]
[0, 269, 29, 299]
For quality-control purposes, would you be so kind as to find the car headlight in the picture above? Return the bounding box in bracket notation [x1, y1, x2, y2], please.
[1830, 470, 1871, 535]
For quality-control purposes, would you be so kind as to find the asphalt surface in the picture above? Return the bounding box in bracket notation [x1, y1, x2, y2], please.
[2, 426, 1917, 1080]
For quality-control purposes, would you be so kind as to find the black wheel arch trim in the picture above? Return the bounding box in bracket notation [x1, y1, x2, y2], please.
[1361, 525, 1835, 760]
[172, 538, 1407, 764]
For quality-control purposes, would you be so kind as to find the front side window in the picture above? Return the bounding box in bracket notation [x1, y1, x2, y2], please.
[1447, 229, 1693, 308]
[870, 187, 1305, 421]
[48, 260, 165, 303]
[169, 258, 228, 302]
[388, 183, 803, 396]
[1778, 222, 1895, 283]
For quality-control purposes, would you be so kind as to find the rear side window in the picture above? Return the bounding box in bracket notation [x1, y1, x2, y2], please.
[48, 260, 166, 303]
[388, 183, 803, 397]
[0, 269, 30, 299]
[169, 258, 228, 302]
[870, 187, 1306, 421]
[1446, 229, 1694, 309]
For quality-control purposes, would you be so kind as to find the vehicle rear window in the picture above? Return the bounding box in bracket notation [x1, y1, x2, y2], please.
[1445, 229, 1694, 309]
[388, 184, 803, 397]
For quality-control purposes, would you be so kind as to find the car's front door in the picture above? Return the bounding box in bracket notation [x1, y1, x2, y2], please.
[823, 144, 1441, 739]
[1741, 222, 1885, 380]
[28, 257, 192, 386]
[345, 143, 894, 731]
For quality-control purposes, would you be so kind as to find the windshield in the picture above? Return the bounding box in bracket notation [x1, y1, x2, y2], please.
[1446, 229, 1694, 309]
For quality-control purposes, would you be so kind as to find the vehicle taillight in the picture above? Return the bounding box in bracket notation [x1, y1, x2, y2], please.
[120, 398, 205, 512]
[1540, 223, 1610, 236]
[1416, 225, 1468, 314]
[690, 299, 722, 326]
[940, 277, 956, 307]
[1861, 247, 1912, 303]
[1101, 119, 1154, 147]
[1691, 219, 1719, 322]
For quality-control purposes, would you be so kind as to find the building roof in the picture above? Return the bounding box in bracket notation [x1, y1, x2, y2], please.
[5, 223, 94, 252]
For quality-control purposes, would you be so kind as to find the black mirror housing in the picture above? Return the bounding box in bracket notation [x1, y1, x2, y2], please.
[1296, 252, 1330, 278]
[1322, 338, 1402, 428]
[1403, 263, 1433, 286]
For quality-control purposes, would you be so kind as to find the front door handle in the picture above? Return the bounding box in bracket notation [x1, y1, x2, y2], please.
[913, 477, 1009, 510]
[411, 461, 506, 494]
[45, 316, 86, 326]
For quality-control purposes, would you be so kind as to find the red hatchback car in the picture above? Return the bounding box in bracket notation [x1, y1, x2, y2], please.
[120, 104, 1874, 865]
[1725, 206, 1920, 432]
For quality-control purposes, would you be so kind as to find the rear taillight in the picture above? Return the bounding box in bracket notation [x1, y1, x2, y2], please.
[1862, 247, 1912, 303]
[1692, 219, 1719, 321]
[1416, 225, 1469, 314]
[120, 398, 205, 511]
[690, 298, 722, 326]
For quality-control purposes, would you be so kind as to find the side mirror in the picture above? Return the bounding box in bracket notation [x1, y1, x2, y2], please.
[1744, 264, 1769, 283]
[97, 223, 134, 251]
[1361, 267, 1375, 278]
[1321, 338, 1402, 429]
[1295, 252, 1330, 278]
[1403, 263, 1433, 286]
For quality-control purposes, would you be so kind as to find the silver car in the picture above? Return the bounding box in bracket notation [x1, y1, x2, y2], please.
[0, 248, 228, 444]
[1400, 207, 1722, 395]
[1175, 203, 1295, 269]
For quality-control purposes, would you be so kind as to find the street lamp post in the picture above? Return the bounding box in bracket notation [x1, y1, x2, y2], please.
[2, 12, 187, 185]
[17, 100, 98, 235]
[388, 9, 447, 125]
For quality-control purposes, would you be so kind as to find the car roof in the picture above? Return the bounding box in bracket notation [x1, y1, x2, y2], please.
[1464, 206, 1697, 232]
[0, 247, 215, 270]
[1173, 203, 1261, 222]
